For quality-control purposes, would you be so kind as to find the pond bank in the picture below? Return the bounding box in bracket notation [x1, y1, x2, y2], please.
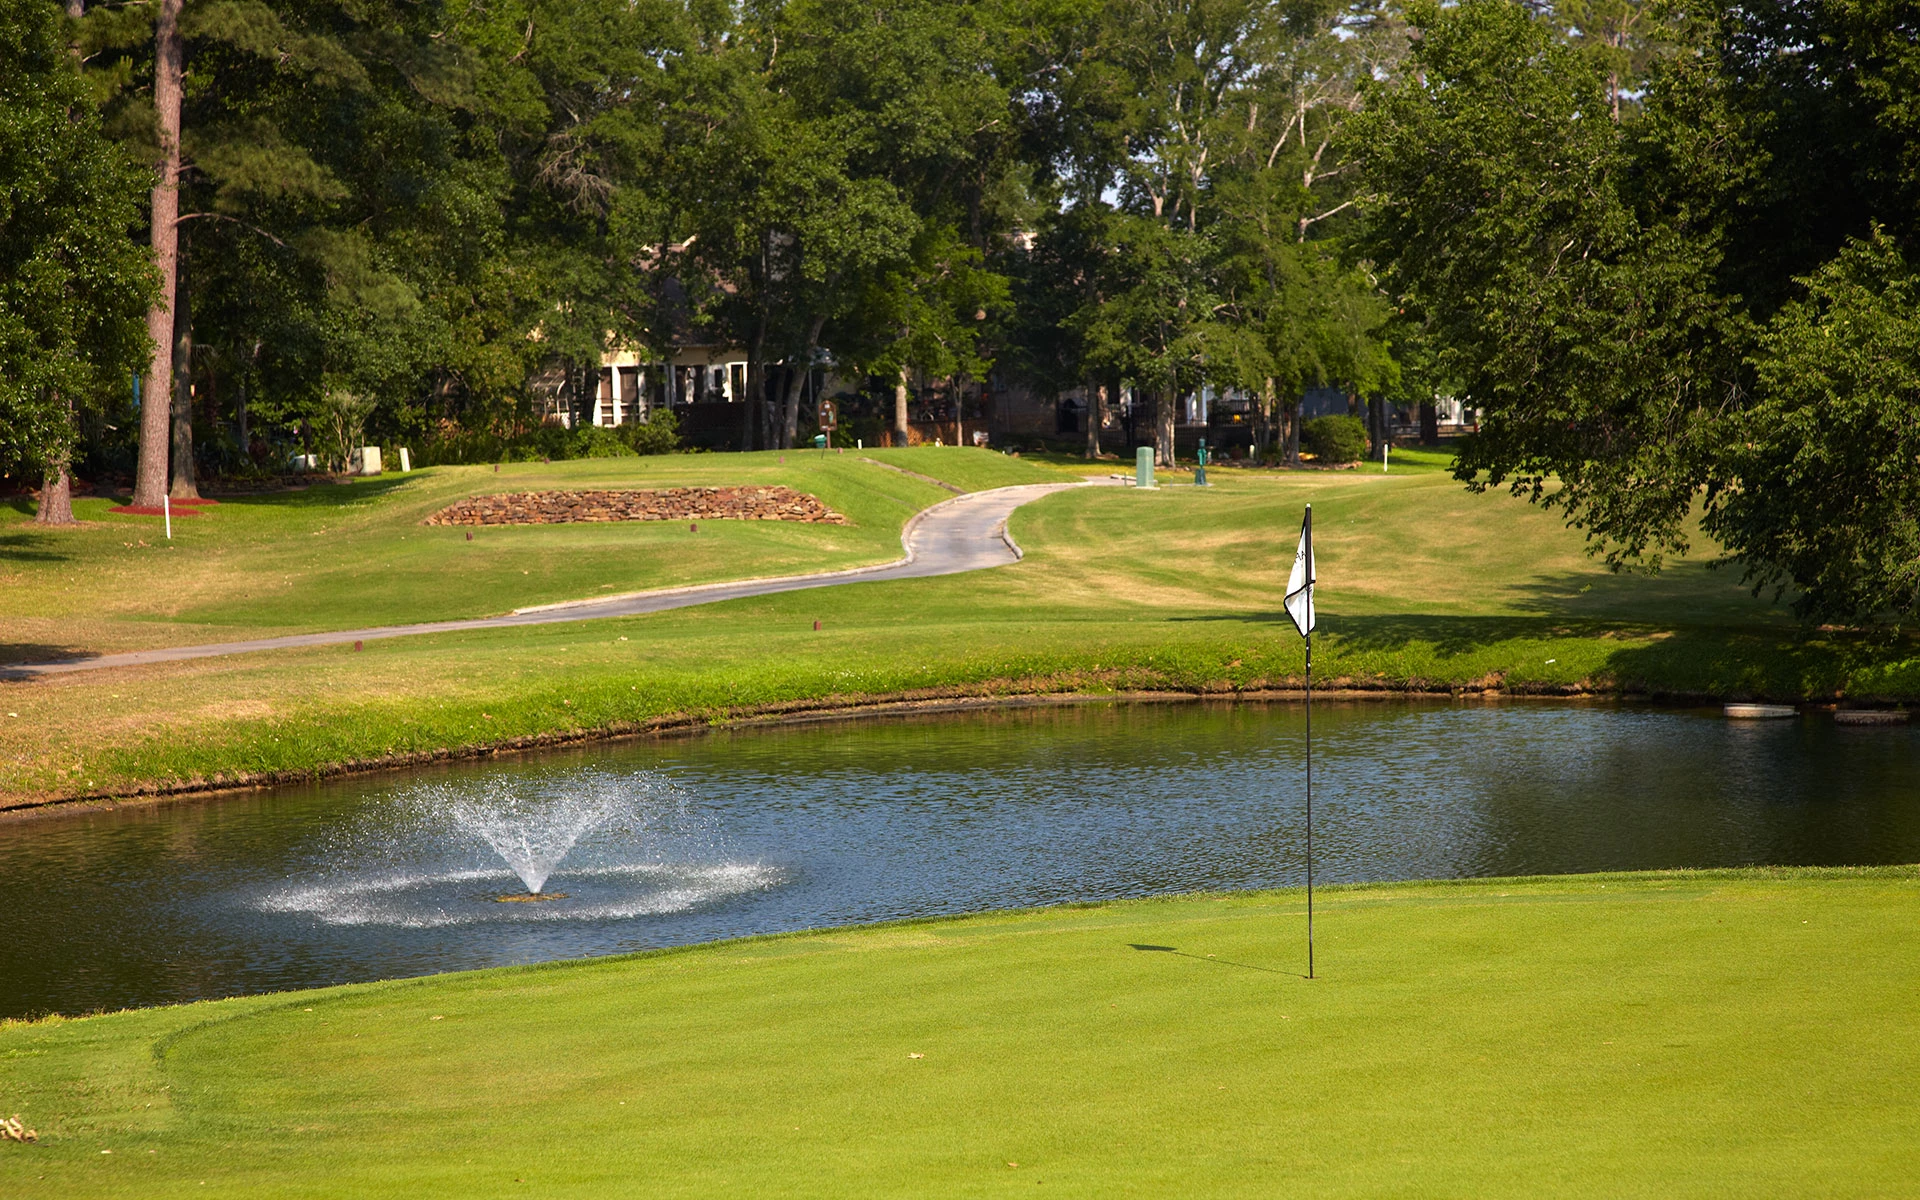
[12, 699, 1916, 1018]
[0, 677, 1704, 818]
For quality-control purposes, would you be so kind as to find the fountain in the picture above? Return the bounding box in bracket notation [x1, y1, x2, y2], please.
[256, 766, 780, 929]
[431, 770, 666, 896]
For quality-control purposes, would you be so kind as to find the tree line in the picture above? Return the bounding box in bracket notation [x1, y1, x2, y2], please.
[3, 0, 1918, 621]
[4, 0, 1399, 503]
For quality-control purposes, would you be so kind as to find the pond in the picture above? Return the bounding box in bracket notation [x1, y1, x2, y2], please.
[4, 699, 1916, 1019]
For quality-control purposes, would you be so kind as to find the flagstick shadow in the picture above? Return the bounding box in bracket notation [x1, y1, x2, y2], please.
[1127, 944, 1302, 978]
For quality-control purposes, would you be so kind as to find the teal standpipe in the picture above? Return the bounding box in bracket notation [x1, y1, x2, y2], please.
[1135, 445, 1156, 489]
[1195, 437, 1209, 487]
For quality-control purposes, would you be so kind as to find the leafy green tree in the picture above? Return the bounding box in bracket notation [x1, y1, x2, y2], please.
[1549, 0, 1661, 120]
[1352, 0, 1748, 569]
[0, 0, 154, 523]
[1065, 212, 1215, 464]
[1013, 0, 1394, 464]
[667, 0, 1012, 449]
[1712, 232, 1920, 621]
[1205, 6, 1399, 461]
[78, 0, 688, 479]
[1355, 0, 1920, 620]
[1004, 204, 1122, 456]
[1019, 0, 1251, 464]
[834, 223, 1008, 447]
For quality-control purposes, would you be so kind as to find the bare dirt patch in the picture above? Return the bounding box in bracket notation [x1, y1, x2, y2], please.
[425, 487, 848, 527]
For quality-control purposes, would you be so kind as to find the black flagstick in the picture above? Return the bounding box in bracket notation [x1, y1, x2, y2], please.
[1304, 506, 1314, 981]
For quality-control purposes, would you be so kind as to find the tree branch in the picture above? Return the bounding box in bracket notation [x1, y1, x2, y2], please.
[175, 211, 290, 249]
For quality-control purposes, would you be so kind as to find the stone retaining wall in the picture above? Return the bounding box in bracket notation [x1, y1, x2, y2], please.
[424, 487, 849, 526]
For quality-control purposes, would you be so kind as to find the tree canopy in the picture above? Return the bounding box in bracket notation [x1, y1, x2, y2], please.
[7, 0, 1920, 621]
[1355, 0, 1920, 620]
[0, 0, 155, 515]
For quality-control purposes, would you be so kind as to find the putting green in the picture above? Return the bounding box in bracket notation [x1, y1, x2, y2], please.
[2, 868, 1915, 1196]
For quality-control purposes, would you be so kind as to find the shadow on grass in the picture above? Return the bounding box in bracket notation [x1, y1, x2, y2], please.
[1128, 943, 1298, 977]
[1170, 604, 1920, 700]
[0, 643, 97, 679]
[208, 476, 418, 511]
[0, 532, 74, 565]
[1594, 624, 1920, 701]
[1500, 561, 1799, 629]
[1171, 611, 1631, 656]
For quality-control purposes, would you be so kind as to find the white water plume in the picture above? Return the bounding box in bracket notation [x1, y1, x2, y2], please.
[409, 768, 683, 894]
[256, 766, 783, 928]
[260, 861, 783, 927]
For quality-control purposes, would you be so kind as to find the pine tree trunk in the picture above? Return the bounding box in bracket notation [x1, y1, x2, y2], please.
[1256, 377, 1276, 462]
[1419, 400, 1439, 445]
[742, 315, 766, 452]
[169, 246, 199, 499]
[892, 365, 910, 447]
[740, 364, 757, 452]
[1155, 389, 1175, 467]
[1285, 399, 1302, 465]
[235, 376, 249, 453]
[1082, 382, 1102, 458]
[133, 0, 183, 508]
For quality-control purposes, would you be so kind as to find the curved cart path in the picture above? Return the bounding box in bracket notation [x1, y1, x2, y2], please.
[4, 482, 1094, 680]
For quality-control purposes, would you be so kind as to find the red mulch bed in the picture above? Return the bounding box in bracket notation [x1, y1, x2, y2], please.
[105, 497, 221, 516]
[424, 487, 849, 527]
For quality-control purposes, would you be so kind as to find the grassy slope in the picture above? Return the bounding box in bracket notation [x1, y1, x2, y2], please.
[6, 451, 1920, 803]
[1, 869, 1915, 1198]
[0, 449, 1074, 655]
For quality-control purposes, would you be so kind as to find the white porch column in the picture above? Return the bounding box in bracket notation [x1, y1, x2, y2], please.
[610, 365, 623, 426]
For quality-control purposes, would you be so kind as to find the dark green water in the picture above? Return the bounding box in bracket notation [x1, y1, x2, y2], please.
[2, 699, 1915, 1019]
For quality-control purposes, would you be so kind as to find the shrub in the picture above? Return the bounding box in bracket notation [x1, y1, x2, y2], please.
[621, 409, 681, 456]
[414, 409, 682, 466]
[565, 426, 638, 459]
[1302, 414, 1369, 464]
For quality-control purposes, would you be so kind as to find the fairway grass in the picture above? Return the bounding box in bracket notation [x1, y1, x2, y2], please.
[2, 868, 1915, 1197]
[0, 449, 1077, 655]
[7, 447, 1920, 804]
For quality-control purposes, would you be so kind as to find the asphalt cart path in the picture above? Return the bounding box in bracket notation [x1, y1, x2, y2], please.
[3, 482, 1094, 680]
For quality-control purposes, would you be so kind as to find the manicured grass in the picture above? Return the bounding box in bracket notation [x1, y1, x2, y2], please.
[1008, 440, 1462, 475]
[0, 448, 1077, 654]
[6, 451, 1920, 804]
[2, 869, 1915, 1197]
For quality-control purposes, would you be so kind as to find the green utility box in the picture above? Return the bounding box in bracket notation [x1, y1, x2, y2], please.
[1135, 446, 1156, 489]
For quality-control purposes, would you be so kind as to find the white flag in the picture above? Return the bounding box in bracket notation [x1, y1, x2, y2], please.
[1285, 506, 1314, 637]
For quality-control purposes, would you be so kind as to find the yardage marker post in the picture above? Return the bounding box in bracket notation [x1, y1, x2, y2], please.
[1284, 505, 1317, 979]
